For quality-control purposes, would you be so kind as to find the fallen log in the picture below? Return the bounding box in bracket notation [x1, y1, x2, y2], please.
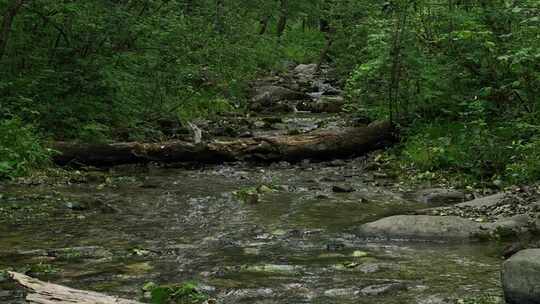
[51, 120, 394, 166]
[8, 271, 143, 304]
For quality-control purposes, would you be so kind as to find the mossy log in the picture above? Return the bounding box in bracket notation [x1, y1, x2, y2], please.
[8, 271, 143, 304]
[51, 120, 394, 166]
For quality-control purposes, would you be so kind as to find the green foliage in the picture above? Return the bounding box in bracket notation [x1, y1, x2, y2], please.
[144, 282, 208, 304]
[337, 0, 540, 185]
[0, 0, 325, 143]
[24, 263, 60, 276]
[0, 118, 52, 179]
[401, 121, 540, 185]
[1, 0, 538, 184]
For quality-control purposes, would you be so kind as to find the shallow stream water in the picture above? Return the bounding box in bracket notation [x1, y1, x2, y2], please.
[0, 159, 503, 303]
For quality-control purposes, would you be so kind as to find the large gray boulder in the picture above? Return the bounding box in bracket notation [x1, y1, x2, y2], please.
[502, 249, 540, 304]
[357, 214, 531, 241]
[357, 215, 486, 241]
[251, 85, 306, 104]
[294, 63, 318, 77]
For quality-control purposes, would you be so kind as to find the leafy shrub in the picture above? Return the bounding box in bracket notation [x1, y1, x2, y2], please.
[0, 118, 52, 179]
[144, 282, 208, 304]
[505, 136, 540, 184]
[401, 121, 540, 185]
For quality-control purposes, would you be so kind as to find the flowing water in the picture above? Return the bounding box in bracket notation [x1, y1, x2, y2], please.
[0, 159, 503, 303]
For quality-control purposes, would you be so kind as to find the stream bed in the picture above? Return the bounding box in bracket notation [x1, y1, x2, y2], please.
[0, 159, 504, 303]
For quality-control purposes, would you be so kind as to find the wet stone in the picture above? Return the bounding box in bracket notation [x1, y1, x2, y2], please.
[359, 263, 381, 274]
[360, 282, 408, 296]
[326, 242, 345, 252]
[65, 201, 88, 211]
[324, 288, 359, 297]
[417, 295, 452, 304]
[332, 184, 355, 193]
[224, 288, 275, 299]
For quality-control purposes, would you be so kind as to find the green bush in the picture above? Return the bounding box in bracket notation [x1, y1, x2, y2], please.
[0, 118, 52, 179]
[401, 121, 540, 185]
[144, 282, 208, 304]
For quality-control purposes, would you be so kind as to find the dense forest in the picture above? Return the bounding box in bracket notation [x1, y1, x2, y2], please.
[2, 1, 540, 304]
[1, 0, 539, 185]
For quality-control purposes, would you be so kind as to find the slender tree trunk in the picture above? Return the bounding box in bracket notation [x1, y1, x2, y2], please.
[214, 0, 224, 33]
[388, 6, 408, 124]
[276, 0, 288, 37]
[316, 34, 333, 72]
[316, 17, 333, 73]
[184, 0, 193, 15]
[0, 0, 25, 61]
[259, 15, 270, 35]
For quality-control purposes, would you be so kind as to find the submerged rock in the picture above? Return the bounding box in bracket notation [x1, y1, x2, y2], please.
[332, 184, 355, 193]
[360, 282, 407, 296]
[502, 249, 540, 304]
[65, 201, 89, 211]
[324, 288, 358, 297]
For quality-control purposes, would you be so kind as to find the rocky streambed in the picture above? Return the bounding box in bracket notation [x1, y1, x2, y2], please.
[0, 160, 509, 304]
[2, 63, 539, 304]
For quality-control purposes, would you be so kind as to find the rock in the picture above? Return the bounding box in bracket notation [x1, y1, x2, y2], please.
[357, 215, 487, 241]
[244, 264, 298, 274]
[294, 64, 318, 77]
[315, 193, 330, 199]
[65, 201, 88, 211]
[455, 193, 507, 208]
[360, 283, 407, 296]
[328, 159, 346, 167]
[415, 188, 466, 206]
[312, 81, 341, 95]
[324, 288, 358, 297]
[297, 96, 345, 113]
[0, 290, 11, 298]
[352, 250, 369, 257]
[251, 85, 306, 106]
[326, 242, 345, 252]
[417, 295, 452, 304]
[332, 184, 355, 193]
[489, 215, 531, 239]
[224, 288, 274, 299]
[534, 215, 540, 231]
[502, 249, 540, 304]
[358, 263, 380, 274]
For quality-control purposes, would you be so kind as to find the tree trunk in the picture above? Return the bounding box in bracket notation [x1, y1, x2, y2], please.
[8, 271, 143, 304]
[184, 0, 193, 15]
[0, 0, 25, 61]
[51, 121, 394, 166]
[316, 34, 333, 72]
[276, 0, 288, 37]
[214, 0, 224, 33]
[259, 15, 271, 35]
[316, 17, 334, 72]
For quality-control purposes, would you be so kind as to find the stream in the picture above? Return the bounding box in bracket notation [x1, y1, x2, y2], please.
[0, 159, 503, 303]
